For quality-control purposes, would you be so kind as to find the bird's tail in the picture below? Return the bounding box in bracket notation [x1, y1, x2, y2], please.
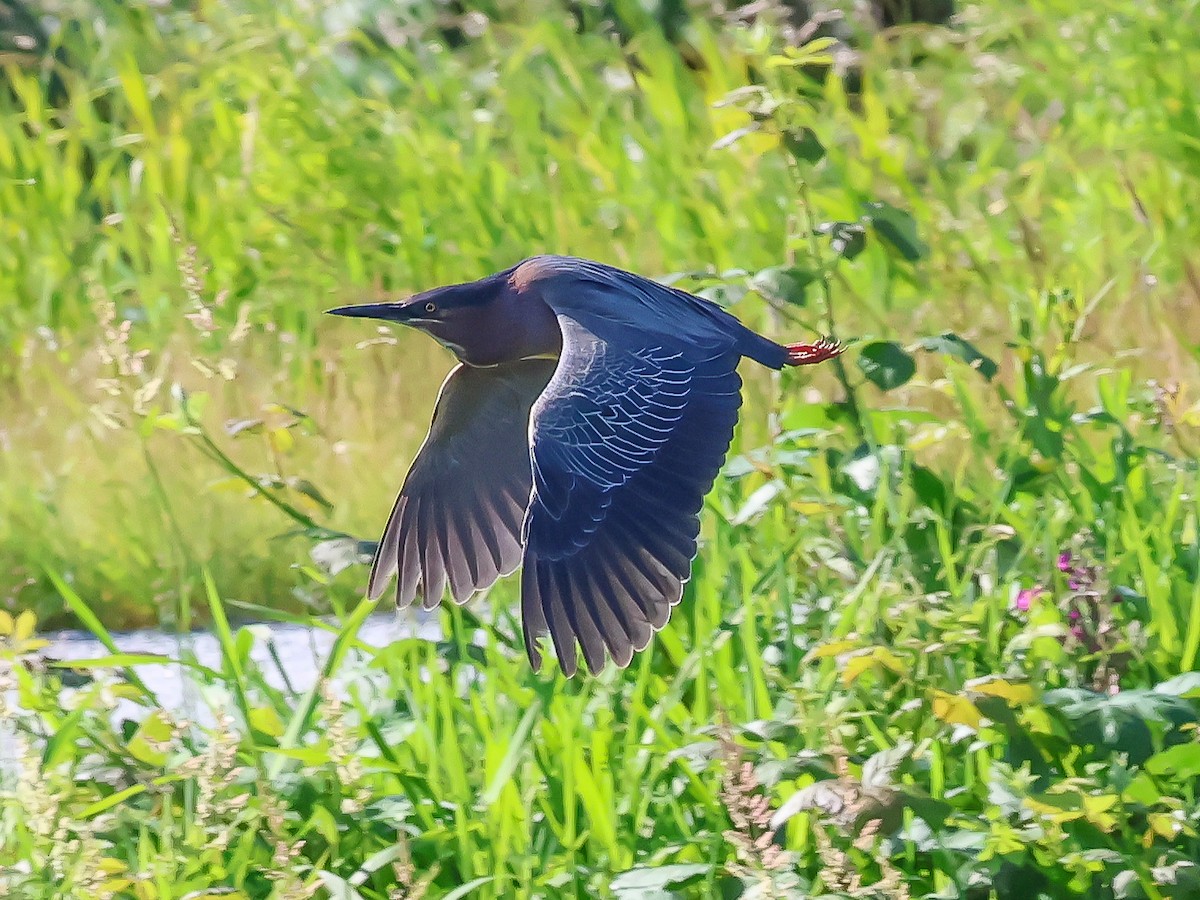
[783, 337, 844, 367]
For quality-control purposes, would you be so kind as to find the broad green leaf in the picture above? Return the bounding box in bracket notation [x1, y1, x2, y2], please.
[249, 705, 285, 738]
[1155, 672, 1200, 698]
[1145, 743, 1200, 779]
[919, 333, 999, 380]
[783, 127, 824, 164]
[818, 220, 866, 260]
[610, 863, 710, 896]
[43, 707, 86, 768]
[128, 710, 174, 766]
[750, 265, 815, 306]
[857, 342, 916, 391]
[864, 200, 928, 261]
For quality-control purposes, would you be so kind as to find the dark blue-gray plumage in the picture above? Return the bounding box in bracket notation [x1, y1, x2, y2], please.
[328, 256, 842, 676]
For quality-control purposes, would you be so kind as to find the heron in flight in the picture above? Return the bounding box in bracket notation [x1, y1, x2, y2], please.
[328, 256, 842, 675]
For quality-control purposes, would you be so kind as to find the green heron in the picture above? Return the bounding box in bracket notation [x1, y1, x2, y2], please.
[329, 256, 842, 675]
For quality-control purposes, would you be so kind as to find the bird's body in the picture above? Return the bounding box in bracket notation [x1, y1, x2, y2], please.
[329, 256, 842, 675]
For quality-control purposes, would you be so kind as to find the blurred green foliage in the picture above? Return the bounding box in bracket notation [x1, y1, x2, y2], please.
[2, 0, 1200, 897]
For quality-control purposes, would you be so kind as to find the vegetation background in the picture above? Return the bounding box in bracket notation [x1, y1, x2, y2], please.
[2, 0, 1200, 897]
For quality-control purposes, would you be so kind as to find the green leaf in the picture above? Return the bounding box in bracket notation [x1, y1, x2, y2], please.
[203, 569, 253, 736]
[1043, 687, 1199, 763]
[269, 592, 378, 779]
[249, 705, 285, 738]
[315, 871, 365, 900]
[128, 710, 173, 766]
[310, 538, 363, 577]
[42, 707, 86, 768]
[857, 341, 916, 391]
[783, 127, 824, 164]
[43, 567, 155, 702]
[79, 784, 148, 819]
[818, 221, 866, 260]
[730, 480, 784, 526]
[750, 265, 815, 306]
[291, 478, 334, 512]
[864, 200, 928, 261]
[49, 654, 222, 680]
[862, 740, 913, 788]
[1155, 672, 1200, 698]
[766, 36, 839, 67]
[611, 864, 710, 896]
[442, 877, 495, 900]
[919, 333, 999, 380]
[1145, 743, 1200, 778]
[482, 698, 543, 804]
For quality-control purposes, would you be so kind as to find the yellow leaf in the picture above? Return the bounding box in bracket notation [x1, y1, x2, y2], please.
[965, 676, 1036, 704]
[842, 654, 875, 685]
[1147, 812, 1184, 840]
[14, 609, 36, 642]
[804, 640, 861, 663]
[931, 691, 983, 728]
[267, 426, 295, 455]
[1081, 794, 1119, 832]
[0, 610, 13, 636]
[841, 647, 905, 686]
[870, 647, 906, 674]
[1020, 705, 1056, 735]
[249, 705, 285, 738]
[206, 476, 252, 494]
[1025, 796, 1083, 823]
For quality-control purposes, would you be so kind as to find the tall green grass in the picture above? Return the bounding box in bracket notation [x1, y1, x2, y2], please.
[3, 0, 1200, 896]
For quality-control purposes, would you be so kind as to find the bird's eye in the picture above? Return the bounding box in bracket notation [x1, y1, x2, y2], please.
[424, 302, 437, 313]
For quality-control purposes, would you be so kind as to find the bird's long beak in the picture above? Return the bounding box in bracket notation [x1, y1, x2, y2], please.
[325, 301, 421, 323]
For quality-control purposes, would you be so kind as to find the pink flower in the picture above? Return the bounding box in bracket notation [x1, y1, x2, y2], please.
[1014, 586, 1044, 612]
[1057, 552, 1073, 572]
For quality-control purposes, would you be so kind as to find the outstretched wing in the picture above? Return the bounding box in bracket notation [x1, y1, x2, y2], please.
[368, 358, 556, 608]
[521, 313, 743, 675]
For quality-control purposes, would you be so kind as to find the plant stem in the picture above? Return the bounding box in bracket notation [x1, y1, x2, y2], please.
[790, 163, 867, 444]
[178, 391, 342, 539]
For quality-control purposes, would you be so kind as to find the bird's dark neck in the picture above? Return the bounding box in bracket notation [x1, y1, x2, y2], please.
[436, 284, 563, 367]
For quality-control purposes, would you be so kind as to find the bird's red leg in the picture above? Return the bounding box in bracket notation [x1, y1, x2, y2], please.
[784, 337, 844, 366]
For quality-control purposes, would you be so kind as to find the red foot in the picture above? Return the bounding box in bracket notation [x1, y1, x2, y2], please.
[784, 337, 844, 367]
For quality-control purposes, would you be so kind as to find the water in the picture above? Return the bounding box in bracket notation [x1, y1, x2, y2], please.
[34, 611, 442, 722]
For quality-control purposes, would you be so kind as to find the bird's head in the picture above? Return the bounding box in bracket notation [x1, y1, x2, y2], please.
[327, 275, 505, 361]
[327, 268, 561, 366]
